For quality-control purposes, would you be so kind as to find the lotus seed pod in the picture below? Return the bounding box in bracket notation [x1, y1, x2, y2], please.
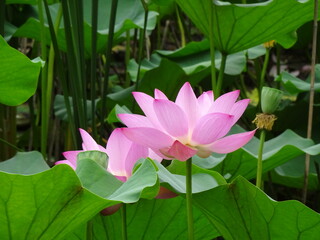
[261, 87, 283, 114]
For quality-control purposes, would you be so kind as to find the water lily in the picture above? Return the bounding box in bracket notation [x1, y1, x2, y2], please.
[56, 128, 161, 181]
[119, 82, 255, 161]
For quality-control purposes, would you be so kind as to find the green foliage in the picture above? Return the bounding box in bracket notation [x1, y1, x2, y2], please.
[13, 0, 158, 56]
[212, 128, 320, 182]
[176, 0, 317, 53]
[276, 65, 320, 94]
[193, 176, 320, 240]
[0, 36, 41, 106]
[66, 197, 219, 240]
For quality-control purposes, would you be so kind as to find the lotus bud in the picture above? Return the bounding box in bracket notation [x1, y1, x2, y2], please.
[261, 87, 283, 114]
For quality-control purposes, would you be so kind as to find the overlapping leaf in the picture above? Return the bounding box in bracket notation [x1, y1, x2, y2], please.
[193, 176, 320, 240]
[276, 65, 320, 95]
[129, 40, 267, 82]
[270, 155, 319, 190]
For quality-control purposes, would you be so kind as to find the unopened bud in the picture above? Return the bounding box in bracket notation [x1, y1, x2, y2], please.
[261, 87, 283, 114]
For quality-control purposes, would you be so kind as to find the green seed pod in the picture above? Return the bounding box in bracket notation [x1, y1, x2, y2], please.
[261, 87, 283, 114]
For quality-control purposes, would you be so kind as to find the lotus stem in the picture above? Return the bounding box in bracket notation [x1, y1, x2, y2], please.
[209, 2, 217, 98]
[216, 53, 227, 98]
[259, 48, 270, 109]
[38, 0, 48, 158]
[256, 129, 266, 189]
[303, 0, 318, 204]
[90, 0, 99, 139]
[186, 158, 194, 240]
[176, 5, 186, 47]
[100, 0, 119, 136]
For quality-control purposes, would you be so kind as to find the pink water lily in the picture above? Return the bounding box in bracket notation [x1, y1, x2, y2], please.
[119, 82, 255, 161]
[56, 128, 161, 181]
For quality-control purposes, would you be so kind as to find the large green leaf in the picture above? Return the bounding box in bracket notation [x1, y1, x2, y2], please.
[0, 36, 41, 106]
[0, 152, 160, 239]
[96, 197, 219, 240]
[176, 0, 317, 53]
[0, 165, 109, 240]
[193, 176, 320, 240]
[66, 197, 220, 240]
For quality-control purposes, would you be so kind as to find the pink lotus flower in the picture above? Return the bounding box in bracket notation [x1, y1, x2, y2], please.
[119, 82, 255, 161]
[56, 128, 161, 181]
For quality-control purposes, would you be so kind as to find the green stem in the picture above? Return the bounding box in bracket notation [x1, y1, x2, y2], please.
[259, 48, 270, 108]
[303, 0, 318, 204]
[46, 5, 62, 120]
[90, 0, 99, 139]
[135, 8, 148, 91]
[209, 2, 216, 98]
[186, 158, 194, 240]
[175, 5, 185, 47]
[125, 30, 131, 88]
[0, 136, 22, 153]
[38, 0, 48, 158]
[256, 130, 266, 189]
[43, 0, 77, 147]
[216, 53, 227, 98]
[121, 204, 128, 240]
[0, 0, 5, 36]
[276, 45, 281, 89]
[100, 0, 118, 134]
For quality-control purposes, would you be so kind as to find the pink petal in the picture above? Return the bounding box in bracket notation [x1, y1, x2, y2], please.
[55, 160, 76, 169]
[229, 99, 250, 124]
[167, 140, 197, 161]
[106, 129, 131, 177]
[132, 92, 163, 129]
[62, 150, 82, 166]
[191, 113, 234, 145]
[206, 130, 256, 153]
[121, 127, 174, 151]
[148, 149, 163, 162]
[154, 89, 168, 100]
[124, 142, 149, 178]
[198, 91, 214, 116]
[209, 90, 240, 114]
[175, 82, 199, 130]
[79, 128, 100, 151]
[153, 99, 189, 138]
[118, 113, 153, 128]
